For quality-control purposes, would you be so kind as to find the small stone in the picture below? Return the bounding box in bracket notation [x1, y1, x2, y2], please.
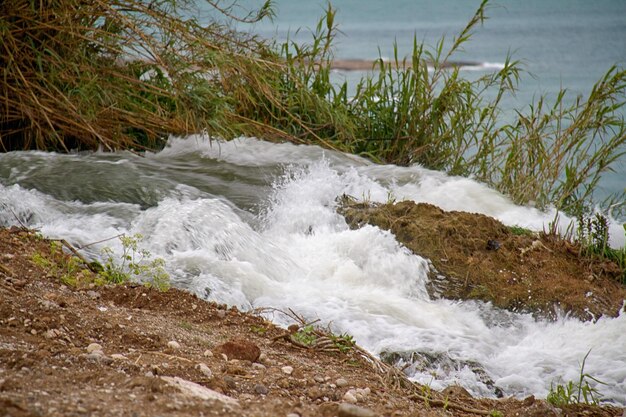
[30, 329, 37, 335]
[314, 376, 325, 383]
[84, 352, 113, 365]
[216, 310, 226, 319]
[203, 350, 213, 357]
[110, 354, 128, 361]
[167, 340, 181, 350]
[307, 386, 324, 400]
[86, 343, 103, 353]
[343, 391, 358, 404]
[223, 376, 237, 390]
[338, 403, 377, 417]
[213, 338, 261, 362]
[286, 414, 300, 417]
[252, 363, 266, 370]
[86, 290, 100, 299]
[254, 384, 269, 395]
[281, 366, 294, 375]
[336, 378, 349, 387]
[196, 363, 212, 378]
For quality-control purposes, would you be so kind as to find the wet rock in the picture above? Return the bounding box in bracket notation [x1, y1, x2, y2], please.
[338, 403, 377, 417]
[213, 338, 261, 362]
[254, 384, 268, 395]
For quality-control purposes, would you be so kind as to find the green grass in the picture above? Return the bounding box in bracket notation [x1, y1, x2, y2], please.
[547, 350, 606, 407]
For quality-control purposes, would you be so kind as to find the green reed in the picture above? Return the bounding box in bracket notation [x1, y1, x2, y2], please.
[1, 0, 624, 215]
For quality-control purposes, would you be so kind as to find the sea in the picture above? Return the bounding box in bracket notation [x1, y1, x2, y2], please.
[1, 0, 626, 406]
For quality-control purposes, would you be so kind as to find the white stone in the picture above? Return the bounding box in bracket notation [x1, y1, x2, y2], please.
[167, 340, 181, 350]
[281, 366, 294, 375]
[252, 363, 266, 370]
[110, 354, 128, 361]
[203, 349, 214, 357]
[343, 391, 358, 404]
[161, 376, 239, 408]
[86, 343, 103, 353]
[196, 363, 213, 378]
[336, 378, 349, 387]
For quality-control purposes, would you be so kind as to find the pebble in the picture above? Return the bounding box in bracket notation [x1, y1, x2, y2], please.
[252, 363, 266, 370]
[286, 414, 300, 417]
[314, 376, 325, 383]
[223, 376, 237, 389]
[254, 384, 269, 395]
[281, 366, 294, 375]
[203, 350, 213, 357]
[86, 343, 103, 353]
[343, 391, 358, 404]
[338, 403, 377, 417]
[196, 363, 212, 378]
[110, 354, 128, 361]
[336, 378, 349, 387]
[84, 352, 113, 365]
[167, 340, 181, 350]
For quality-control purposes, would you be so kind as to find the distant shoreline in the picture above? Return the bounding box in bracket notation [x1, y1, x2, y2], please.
[329, 58, 482, 71]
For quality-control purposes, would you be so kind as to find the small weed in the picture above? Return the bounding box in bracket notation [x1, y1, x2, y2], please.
[329, 332, 355, 353]
[576, 213, 626, 284]
[250, 325, 268, 335]
[179, 321, 193, 331]
[508, 225, 533, 236]
[489, 411, 504, 417]
[99, 234, 170, 291]
[547, 350, 606, 407]
[292, 325, 317, 346]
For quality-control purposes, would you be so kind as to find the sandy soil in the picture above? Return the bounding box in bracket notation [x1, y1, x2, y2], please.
[0, 226, 624, 417]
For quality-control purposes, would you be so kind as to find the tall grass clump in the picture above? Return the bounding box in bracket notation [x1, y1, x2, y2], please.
[0, 0, 279, 151]
[277, 1, 626, 215]
[1, 0, 624, 215]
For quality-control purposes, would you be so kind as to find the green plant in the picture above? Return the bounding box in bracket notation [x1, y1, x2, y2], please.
[328, 332, 355, 354]
[508, 225, 534, 236]
[292, 325, 317, 346]
[250, 325, 268, 335]
[576, 213, 626, 283]
[100, 234, 170, 291]
[32, 241, 95, 286]
[547, 350, 606, 407]
[489, 411, 504, 417]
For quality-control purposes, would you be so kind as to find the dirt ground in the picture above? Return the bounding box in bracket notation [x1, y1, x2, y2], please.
[0, 226, 624, 417]
[339, 199, 626, 321]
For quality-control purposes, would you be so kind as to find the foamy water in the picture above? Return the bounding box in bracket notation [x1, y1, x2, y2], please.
[1, 136, 625, 404]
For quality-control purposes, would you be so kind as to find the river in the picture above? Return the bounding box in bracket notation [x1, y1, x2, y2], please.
[1, 136, 625, 404]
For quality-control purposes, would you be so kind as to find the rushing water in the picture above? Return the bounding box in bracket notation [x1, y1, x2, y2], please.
[1, 137, 625, 404]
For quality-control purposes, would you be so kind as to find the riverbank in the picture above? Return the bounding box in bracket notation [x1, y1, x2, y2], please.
[1, 226, 624, 416]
